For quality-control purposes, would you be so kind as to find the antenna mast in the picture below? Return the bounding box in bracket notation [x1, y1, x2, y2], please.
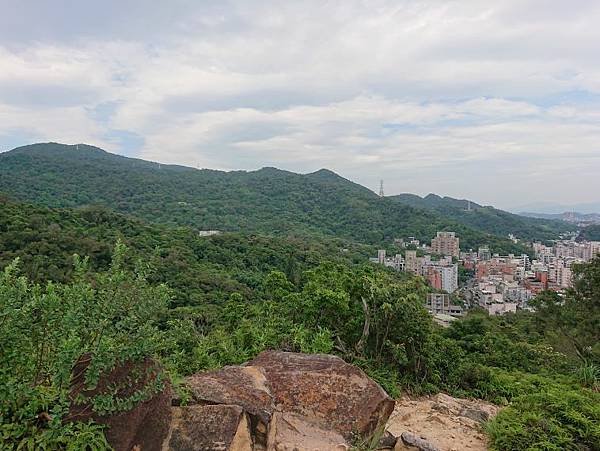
[379, 180, 385, 198]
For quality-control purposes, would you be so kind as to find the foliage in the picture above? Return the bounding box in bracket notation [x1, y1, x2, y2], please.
[0, 242, 169, 450]
[530, 256, 600, 364]
[577, 224, 600, 242]
[350, 423, 387, 451]
[574, 363, 600, 391]
[486, 377, 600, 450]
[0, 196, 371, 307]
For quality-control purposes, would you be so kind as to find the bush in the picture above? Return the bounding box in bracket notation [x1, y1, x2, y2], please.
[486, 383, 600, 450]
[0, 242, 169, 449]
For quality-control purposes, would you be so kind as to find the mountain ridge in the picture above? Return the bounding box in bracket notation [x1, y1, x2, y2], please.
[0, 143, 555, 252]
[390, 193, 575, 242]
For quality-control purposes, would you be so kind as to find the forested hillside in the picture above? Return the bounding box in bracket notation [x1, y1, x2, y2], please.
[1, 196, 598, 450]
[578, 225, 600, 242]
[392, 193, 575, 242]
[0, 196, 372, 311]
[0, 143, 537, 254]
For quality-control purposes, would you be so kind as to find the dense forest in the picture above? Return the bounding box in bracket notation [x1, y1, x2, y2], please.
[0, 143, 553, 255]
[1, 196, 599, 450]
[391, 193, 576, 242]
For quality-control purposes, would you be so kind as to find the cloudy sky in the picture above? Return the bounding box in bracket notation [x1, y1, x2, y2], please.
[1, 0, 599, 209]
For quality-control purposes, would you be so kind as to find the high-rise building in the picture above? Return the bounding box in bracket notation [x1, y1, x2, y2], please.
[405, 250, 419, 274]
[431, 231, 460, 258]
[440, 265, 458, 293]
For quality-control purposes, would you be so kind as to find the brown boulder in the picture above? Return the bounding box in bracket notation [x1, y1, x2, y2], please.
[67, 355, 172, 451]
[165, 405, 252, 451]
[184, 351, 395, 449]
[249, 351, 395, 438]
[185, 365, 273, 446]
[186, 365, 273, 425]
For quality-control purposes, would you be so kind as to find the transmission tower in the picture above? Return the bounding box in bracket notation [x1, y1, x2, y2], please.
[378, 180, 384, 197]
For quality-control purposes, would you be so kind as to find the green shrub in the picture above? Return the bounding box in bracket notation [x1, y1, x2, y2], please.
[486, 384, 600, 450]
[0, 242, 169, 449]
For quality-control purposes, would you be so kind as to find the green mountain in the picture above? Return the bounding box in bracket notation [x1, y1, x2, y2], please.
[391, 193, 575, 242]
[0, 142, 541, 253]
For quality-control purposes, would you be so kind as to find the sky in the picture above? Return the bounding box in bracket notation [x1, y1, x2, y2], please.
[1, 0, 599, 210]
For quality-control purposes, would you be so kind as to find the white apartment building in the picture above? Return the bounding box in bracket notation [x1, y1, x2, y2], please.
[440, 265, 458, 293]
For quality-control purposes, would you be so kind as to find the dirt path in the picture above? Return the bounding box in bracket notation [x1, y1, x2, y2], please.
[386, 393, 500, 451]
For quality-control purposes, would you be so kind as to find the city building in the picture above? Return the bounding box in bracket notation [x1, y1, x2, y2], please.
[405, 250, 419, 275]
[370, 250, 405, 271]
[431, 231, 460, 258]
[425, 293, 464, 316]
[478, 246, 491, 261]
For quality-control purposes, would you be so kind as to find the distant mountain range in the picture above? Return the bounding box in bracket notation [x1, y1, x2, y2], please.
[390, 193, 575, 242]
[0, 143, 574, 252]
[519, 211, 600, 224]
[513, 201, 600, 215]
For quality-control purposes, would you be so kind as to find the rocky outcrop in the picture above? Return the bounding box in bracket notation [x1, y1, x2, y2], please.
[185, 364, 274, 443]
[65, 351, 396, 450]
[387, 393, 500, 451]
[267, 412, 348, 451]
[67, 355, 172, 451]
[249, 351, 395, 438]
[180, 351, 396, 450]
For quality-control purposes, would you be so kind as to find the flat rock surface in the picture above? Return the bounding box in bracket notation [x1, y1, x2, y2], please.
[266, 412, 348, 451]
[387, 394, 500, 451]
[249, 351, 395, 438]
[186, 365, 274, 424]
[165, 404, 252, 451]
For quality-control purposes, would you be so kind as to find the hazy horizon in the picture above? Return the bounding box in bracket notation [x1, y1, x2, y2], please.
[1, 0, 599, 210]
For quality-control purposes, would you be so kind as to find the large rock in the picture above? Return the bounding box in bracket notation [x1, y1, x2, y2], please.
[67, 355, 172, 451]
[186, 365, 274, 425]
[183, 351, 396, 450]
[185, 365, 274, 446]
[164, 405, 252, 451]
[249, 351, 395, 438]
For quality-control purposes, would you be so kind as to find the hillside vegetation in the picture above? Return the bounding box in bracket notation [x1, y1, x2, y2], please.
[392, 193, 575, 242]
[0, 143, 541, 254]
[0, 196, 372, 311]
[578, 225, 600, 242]
[1, 197, 599, 450]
